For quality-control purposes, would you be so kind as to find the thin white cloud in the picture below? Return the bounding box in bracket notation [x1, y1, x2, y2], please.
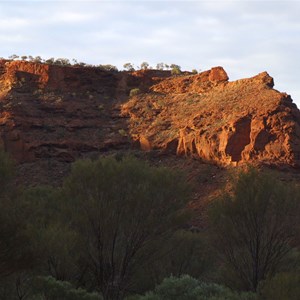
[0, 34, 28, 43]
[0, 17, 29, 29]
[0, 0, 299, 104]
[49, 12, 95, 23]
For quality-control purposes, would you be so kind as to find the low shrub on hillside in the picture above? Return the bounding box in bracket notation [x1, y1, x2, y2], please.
[135, 275, 256, 300]
[32, 276, 102, 300]
[129, 88, 141, 97]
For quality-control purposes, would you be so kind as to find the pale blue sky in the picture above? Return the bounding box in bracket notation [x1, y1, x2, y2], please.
[1, 0, 300, 105]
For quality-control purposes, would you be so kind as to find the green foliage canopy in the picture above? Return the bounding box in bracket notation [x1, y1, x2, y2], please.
[209, 168, 300, 291]
[61, 155, 190, 299]
[0, 149, 35, 278]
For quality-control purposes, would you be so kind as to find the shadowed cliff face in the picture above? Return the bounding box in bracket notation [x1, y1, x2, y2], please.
[0, 60, 169, 166]
[0, 60, 125, 163]
[1, 60, 300, 170]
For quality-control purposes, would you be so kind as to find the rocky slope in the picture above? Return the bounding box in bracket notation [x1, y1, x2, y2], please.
[122, 67, 300, 167]
[1, 60, 300, 177]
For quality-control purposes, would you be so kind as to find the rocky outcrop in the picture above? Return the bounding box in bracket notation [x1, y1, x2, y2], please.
[0, 60, 174, 165]
[0, 60, 125, 163]
[151, 66, 228, 94]
[122, 68, 300, 167]
[1, 60, 300, 168]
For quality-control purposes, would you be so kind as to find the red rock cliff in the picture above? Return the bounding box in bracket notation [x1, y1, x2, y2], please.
[122, 67, 300, 167]
[0, 60, 123, 162]
[1, 60, 300, 168]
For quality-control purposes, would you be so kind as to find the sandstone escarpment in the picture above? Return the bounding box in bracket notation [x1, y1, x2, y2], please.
[1, 59, 300, 170]
[122, 67, 300, 167]
[0, 60, 173, 166]
[0, 60, 124, 163]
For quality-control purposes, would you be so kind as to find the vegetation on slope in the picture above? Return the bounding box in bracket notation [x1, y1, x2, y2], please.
[0, 148, 299, 299]
[1, 54, 192, 74]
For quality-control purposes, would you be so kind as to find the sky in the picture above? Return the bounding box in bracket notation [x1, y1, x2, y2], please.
[1, 0, 300, 105]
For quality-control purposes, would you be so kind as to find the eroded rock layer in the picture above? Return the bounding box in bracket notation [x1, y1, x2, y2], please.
[122, 67, 300, 167]
[0, 60, 128, 163]
[1, 60, 300, 168]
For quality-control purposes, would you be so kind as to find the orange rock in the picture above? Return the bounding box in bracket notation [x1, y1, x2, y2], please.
[1, 60, 300, 169]
[139, 135, 152, 151]
[122, 68, 300, 167]
[208, 66, 229, 82]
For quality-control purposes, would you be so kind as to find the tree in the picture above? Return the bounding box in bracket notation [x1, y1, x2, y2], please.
[140, 62, 149, 70]
[123, 63, 135, 71]
[170, 64, 181, 70]
[209, 168, 300, 291]
[8, 54, 19, 60]
[45, 57, 55, 64]
[33, 56, 42, 63]
[98, 64, 118, 72]
[171, 68, 181, 75]
[0, 271, 36, 300]
[131, 230, 215, 294]
[54, 58, 71, 66]
[170, 64, 181, 75]
[78, 62, 87, 67]
[156, 63, 164, 70]
[22, 186, 79, 282]
[0, 149, 35, 279]
[61, 156, 190, 299]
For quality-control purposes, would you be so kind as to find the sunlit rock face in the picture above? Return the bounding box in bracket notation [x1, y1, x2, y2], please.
[1, 59, 300, 168]
[122, 67, 300, 167]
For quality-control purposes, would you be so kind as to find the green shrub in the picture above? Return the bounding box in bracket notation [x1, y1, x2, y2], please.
[258, 272, 300, 300]
[137, 275, 256, 300]
[118, 128, 128, 136]
[32, 276, 102, 300]
[123, 63, 135, 71]
[129, 88, 141, 97]
[170, 64, 181, 75]
[171, 67, 181, 75]
[141, 275, 199, 300]
[140, 62, 150, 70]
